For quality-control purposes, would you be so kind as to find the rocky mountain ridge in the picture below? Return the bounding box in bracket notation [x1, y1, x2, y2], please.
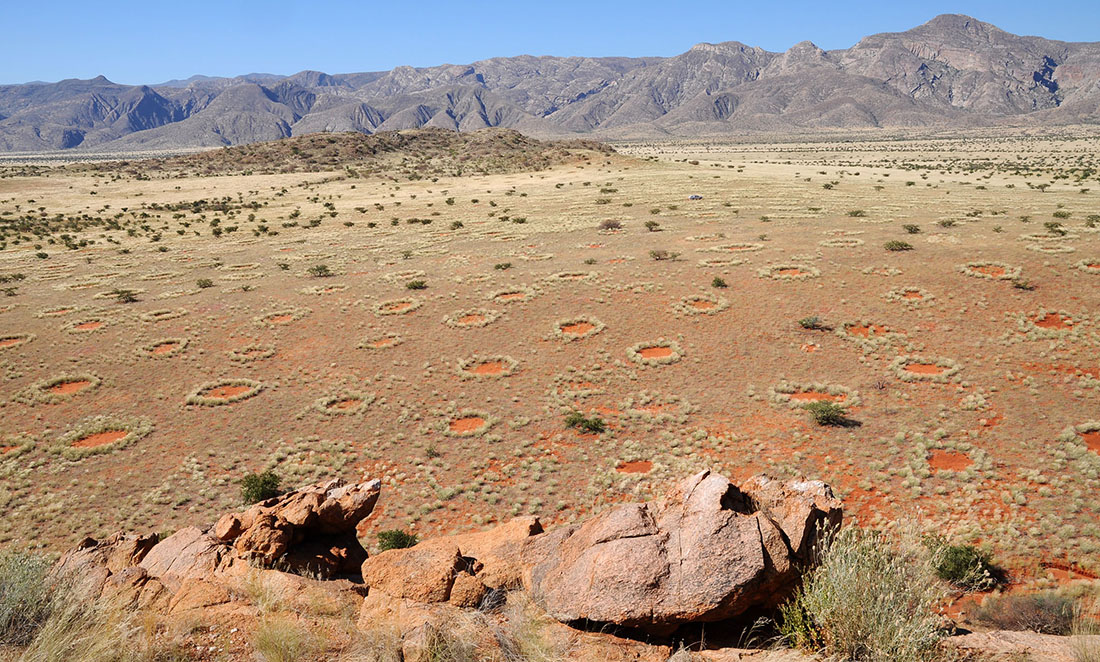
[1, 14, 1098, 152]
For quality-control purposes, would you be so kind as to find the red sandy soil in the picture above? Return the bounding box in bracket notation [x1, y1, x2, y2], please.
[0, 337, 26, 348]
[638, 346, 674, 359]
[1042, 561, 1100, 581]
[846, 323, 888, 337]
[1032, 313, 1072, 330]
[203, 385, 252, 399]
[266, 314, 294, 323]
[616, 460, 653, 473]
[928, 449, 973, 471]
[1089, 262, 1100, 269]
[41, 308, 72, 316]
[467, 361, 505, 375]
[71, 429, 127, 449]
[0, 445, 19, 454]
[560, 321, 595, 335]
[688, 299, 717, 311]
[382, 302, 413, 313]
[457, 313, 486, 325]
[328, 398, 362, 411]
[789, 391, 846, 403]
[637, 404, 671, 415]
[239, 348, 271, 358]
[563, 381, 596, 391]
[800, 343, 818, 352]
[776, 268, 807, 277]
[1082, 431, 1100, 453]
[151, 342, 179, 355]
[74, 321, 103, 331]
[369, 337, 399, 348]
[905, 363, 945, 375]
[903, 291, 924, 300]
[495, 292, 526, 301]
[449, 416, 486, 434]
[48, 380, 92, 395]
[974, 265, 1007, 277]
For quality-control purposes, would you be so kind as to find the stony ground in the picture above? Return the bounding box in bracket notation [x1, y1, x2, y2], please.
[0, 128, 1098, 593]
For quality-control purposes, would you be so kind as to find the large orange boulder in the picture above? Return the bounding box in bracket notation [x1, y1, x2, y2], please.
[521, 470, 842, 633]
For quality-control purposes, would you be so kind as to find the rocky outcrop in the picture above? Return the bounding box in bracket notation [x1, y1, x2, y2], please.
[212, 477, 380, 578]
[521, 470, 842, 633]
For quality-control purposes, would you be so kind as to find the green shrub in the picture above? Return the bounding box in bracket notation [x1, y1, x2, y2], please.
[975, 591, 1075, 635]
[931, 541, 998, 590]
[804, 401, 846, 426]
[847, 210, 866, 217]
[798, 316, 824, 330]
[450, 221, 464, 230]
[902, 224, 921, 234]
[494, 262, 511, 270]
[307, 264, 332, 277]
[241, 470, 281, 505]
[779, 527, 947, 661]
[377, 529, 419, 552]
[598, 219, 622, 230]
[111, 288, 139, 304]
[712, 277, 728, 288]
[0, 548, 53, 646]
[406, 280, 427, 290]
[884, 241, 913, 252]
[649, 249, 679, 261]
[564, 411, 606, 434]
[644, 220, 660, 232]
[196, 278, 214, 289]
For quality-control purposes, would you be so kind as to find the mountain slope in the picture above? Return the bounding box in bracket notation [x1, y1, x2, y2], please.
[1, 14, 1097, 151]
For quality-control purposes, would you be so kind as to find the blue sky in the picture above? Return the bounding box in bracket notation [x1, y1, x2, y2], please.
[4, 1, 1098, 85]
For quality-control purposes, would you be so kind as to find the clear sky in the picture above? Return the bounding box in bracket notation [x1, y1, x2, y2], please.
[4, 0, 1098, 85]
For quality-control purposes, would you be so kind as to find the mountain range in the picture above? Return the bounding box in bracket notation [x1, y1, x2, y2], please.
[2, 14, 1098, 152]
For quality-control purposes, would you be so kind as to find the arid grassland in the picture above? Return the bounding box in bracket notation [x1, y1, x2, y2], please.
[1, 126, 1099, 588]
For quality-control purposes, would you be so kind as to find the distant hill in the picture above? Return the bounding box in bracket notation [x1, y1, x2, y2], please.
[1, 14, 1097, 152]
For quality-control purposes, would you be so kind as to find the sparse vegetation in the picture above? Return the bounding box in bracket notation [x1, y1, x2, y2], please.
[241, 470, 282, 504]
[564, 411, 606, 434]
[377, 529, 419, 551]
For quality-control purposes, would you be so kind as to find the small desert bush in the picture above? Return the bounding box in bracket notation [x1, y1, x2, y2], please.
[241, 470, 281, 504]
[254, 616, 317, 662]
[903, 224, 921, 234]
[644, 220, 660, 232]
[712, 277, 728, 288]
[779, 526, 947, 662]
[804, 401, 846, 426]
[406, 280, 427, 290]
[930, 540, 999, 590]
[111, 288, 139, 303]
[884, 241, 913, 252]
[976, 590, 1078, 635]
[598, 219, 622, 230]
[0, 548, 53, 646]
[799, 315, 825, 330]
[307, 264, 332, 277]
[377, 529, 419, 552]
[649, 249, 679, 261]
[564, 411, 606, 434]
[196, 278, 214, 289]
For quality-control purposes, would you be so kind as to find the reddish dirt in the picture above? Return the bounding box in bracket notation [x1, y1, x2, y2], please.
[1032, 312, 1071, 330]
[449, 416, 486, 434]
[1089, 263, 1100, 269]
[370, 337, 399, 348]
[1082, 431, 1100, 453]
[48, 380, 92, 395]
[928, 449, 973, 471]
[974, 265, 1006, 278]
[846, 323, 888, 337]
[616, 460, 653, 473]
[71, 429, 127, 449]
[0, 337, 25, 348]
[74, 321, 103, 331]
[800, 343, 818, 352]
[42, 308, 72, 316]
[688, 299, 717, 311]
[151, 342, 179, 355]
[240, 348, 270, 358]
[905, 363, 945, 375]
[789, 391, 846, 403]
[495, 292, 526, 301]
[468, 361, 505, 375]
[776, 268, 807, 277]
[563, 381, 596, 391]
[903, 291, 924, 300]
[457, 313, 486, 325]
[561, 321, 595, 335]
[267, 314, 294, 323]
[382, 302, 413, 313]
[328, 398, 362, 411]
[0, 445, 19, 454]
[202, 385, 252, 399]
[638, 346, 674, 359]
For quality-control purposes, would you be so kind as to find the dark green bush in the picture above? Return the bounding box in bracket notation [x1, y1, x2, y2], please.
[196, 278, 214, 289]
[241, 470, 281, 505]
[712, 277, 728, 288]
[885, 241, 913, 252]
[933, 542, 998, 590]
[564, 411, 606, 434]
[377, 529, 419, 552]
[804, 401, 846, 426]
[406, 280, 427, 290]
